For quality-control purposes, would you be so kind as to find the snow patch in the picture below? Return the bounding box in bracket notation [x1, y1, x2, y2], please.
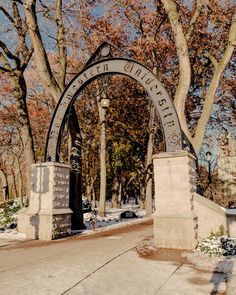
[0, 202, 147, 241]
[0, 229, 26, 240]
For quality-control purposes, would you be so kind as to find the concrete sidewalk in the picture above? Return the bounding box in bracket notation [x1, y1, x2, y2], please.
[0, 222, 235, 295]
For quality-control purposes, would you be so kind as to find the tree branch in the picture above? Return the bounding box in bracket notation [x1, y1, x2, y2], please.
[121, 1, 145, 36]
[161, 0, 192, 142]
[24, 0, 62, 102]
[0, 6, 15, 24]
[154, 15, 167, 41]
[21, 47, 34, 70]
[124, 10, 143, 35]
[12, 0, 31, 64]
[0, 52, 13, 73]
[204, 53, 219, 69]
[0, 40, 21, 67]
[55, 0, 67, 90]
[193, 11, 236, 154]
[185, 0, 204, 42]
[12, 0, 24, 30]
[0, 66, 11, 73]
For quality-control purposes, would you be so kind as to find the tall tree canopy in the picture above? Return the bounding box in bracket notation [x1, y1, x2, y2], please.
[0, 0, 235, 209]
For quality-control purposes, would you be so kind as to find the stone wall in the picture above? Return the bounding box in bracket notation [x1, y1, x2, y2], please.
[193, 193, 236, 240]
[193, 193, 227, 240]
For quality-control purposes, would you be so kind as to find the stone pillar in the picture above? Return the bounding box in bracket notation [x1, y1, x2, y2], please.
[152, 151, 198, 250]
[18, 162, 72, 240]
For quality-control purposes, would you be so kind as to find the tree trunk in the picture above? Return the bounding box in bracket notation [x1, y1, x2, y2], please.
[55, 0, 67, 89]
[85, 174, 97, 202]
[11, 168, 17, 200]
[161, 0, 192, 142]
[140, 185, 145, 209]
[98, 104, 107, 216]
[122, 181, 128, 204]
[15, 157, 23, 207]
[85, 177, 92, 201]
[112, 176, 120, 208]
[92, 186, 96, 209]
[85, 159, 92, 201]
[118, 182, 122, 207]
[0, 170, 8, 202]
[12, 74, 35, 200]
[192, 11, 236, 154]
[25, 0, 86, 229]
[24, 0, 62, 103]
[162, 1, 236, 154]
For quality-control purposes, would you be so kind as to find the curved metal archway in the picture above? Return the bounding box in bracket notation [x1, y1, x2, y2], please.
[45, 57, 183, 161]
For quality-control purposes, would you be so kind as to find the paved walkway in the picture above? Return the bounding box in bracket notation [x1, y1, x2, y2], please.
[0, 222, 235, 295]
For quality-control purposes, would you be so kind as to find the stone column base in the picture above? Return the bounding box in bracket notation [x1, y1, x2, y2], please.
[152, 151, 198, 250]
[17, 162, 73, 241]
[153, 210, 198, 250]
[18, 208, 72, 240]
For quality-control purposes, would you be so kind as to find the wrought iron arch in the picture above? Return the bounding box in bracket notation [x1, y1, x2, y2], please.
[45, 57, 184, 161]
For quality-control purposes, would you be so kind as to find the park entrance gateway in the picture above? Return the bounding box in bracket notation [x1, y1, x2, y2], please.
[45, 58, 183, 161]
[18, 43, 198, 249]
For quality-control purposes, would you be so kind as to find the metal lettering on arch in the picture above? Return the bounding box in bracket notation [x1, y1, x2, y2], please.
[45, 58, 183, 161]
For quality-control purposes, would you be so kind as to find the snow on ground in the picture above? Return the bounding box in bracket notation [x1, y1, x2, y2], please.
[84, 203, 146, 230]
[0, 230, 26, 240]
[0, 202, 147, 241]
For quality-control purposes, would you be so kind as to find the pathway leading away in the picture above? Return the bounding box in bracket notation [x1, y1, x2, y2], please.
[0, 221, 235, 295]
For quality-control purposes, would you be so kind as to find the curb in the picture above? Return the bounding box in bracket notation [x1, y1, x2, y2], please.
[71, 217, 153, 238]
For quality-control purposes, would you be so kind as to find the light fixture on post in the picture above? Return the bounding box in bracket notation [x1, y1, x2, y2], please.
[206, 151, 212, 184]
[100, 92, 110, 109]
[100, 76, 110, 109]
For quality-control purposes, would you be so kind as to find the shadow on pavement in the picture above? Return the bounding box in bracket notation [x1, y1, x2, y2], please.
[210, 258, 234, 295]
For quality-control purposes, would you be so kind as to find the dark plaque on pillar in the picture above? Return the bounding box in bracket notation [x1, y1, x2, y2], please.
[69, 109, 85, 230]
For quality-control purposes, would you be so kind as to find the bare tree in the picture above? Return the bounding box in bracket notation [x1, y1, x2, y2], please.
[24, 0, 84, 229]
[161, 0, 236, 154]
[0, 169, 8, 201]
[0, 1, 35, 199]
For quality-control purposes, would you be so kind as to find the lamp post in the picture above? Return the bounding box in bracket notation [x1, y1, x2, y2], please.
[206, 151, 212, 184]
[98, 81, 110, 216]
